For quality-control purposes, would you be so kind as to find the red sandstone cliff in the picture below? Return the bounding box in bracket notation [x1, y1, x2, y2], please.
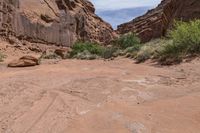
[117, 0, 200, 42]
[0, 0, 115, 46]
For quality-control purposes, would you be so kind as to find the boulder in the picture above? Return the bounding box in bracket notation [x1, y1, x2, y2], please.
[8, 56, 39, 67]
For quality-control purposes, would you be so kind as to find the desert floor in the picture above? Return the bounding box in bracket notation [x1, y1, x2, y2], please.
[0, 40, 200, 133]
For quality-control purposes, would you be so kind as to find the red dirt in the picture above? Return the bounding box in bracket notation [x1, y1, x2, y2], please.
[0, 40, 200, 133]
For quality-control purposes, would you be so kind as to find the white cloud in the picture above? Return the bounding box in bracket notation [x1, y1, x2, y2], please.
[90, 0, 161, 10]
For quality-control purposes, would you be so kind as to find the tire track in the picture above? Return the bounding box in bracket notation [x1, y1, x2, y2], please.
[24, 92, 58, 133]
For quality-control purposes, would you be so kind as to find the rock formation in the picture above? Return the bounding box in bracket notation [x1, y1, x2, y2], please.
[0, 0, 114, 46]
[8, 55, 39, 67]
[117, 0, 200, 42]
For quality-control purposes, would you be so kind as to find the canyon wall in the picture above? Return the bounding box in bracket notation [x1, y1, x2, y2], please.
[1, 0, 199, 46]
[117, 0, 200, 42]
[0, 0, 114, 46]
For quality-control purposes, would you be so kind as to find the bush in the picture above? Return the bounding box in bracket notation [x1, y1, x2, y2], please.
[158, 20, 200, 63]
[158, 41, 182, 63]
[101, 47, 118, 59]
[42, 53, 61, 59]
[114, 32, 141, 49]
[135, 46, 153, 63]
[0, 52, 5, 62]
[70, 41, 104, 58]
[70, 34, 141, 60]
[135, 39, 170, 63]
[169, 20, 200, 53]
[74, 50, 99, 60]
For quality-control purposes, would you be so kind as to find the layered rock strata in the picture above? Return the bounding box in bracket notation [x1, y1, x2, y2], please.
[0, 0, 114, 46]
[117, 0, 200, 42]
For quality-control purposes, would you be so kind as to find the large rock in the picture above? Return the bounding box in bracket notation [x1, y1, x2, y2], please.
[117, 0, 200, 42]
[8, 56, 39, 67]
[0, 0, 115, 46]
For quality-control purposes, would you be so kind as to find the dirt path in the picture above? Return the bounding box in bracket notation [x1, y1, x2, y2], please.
[0, 57, 200, 133]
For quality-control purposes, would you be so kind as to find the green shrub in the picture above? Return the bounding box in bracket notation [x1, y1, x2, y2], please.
[158, 41, 181, 62]
[101, 47, 118, 59]
[74, 50, 98, 60]
[124, 46, 138, 53]
[135, 39, 170, 63]
[0, 52, 5, 62]
[70, 41, 104, 58]
[42, 53, 61, 59]
[169, 20, 200, 54]
[135, 46, 153, 63]
[158, 20, 200, 63]
[114, 32, 141, 49]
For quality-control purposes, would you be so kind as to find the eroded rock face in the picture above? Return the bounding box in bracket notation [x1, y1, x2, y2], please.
[0, 0, 114, 46]
[117, 0, 200, 42]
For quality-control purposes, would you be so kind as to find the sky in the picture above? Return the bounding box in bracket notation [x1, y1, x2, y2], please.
[90, 0, 161, 10]
[90, 0, 162, 28]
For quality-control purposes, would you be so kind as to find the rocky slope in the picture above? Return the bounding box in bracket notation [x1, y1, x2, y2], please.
[0, 0, 114, 46]
[117, 0, 200, 42]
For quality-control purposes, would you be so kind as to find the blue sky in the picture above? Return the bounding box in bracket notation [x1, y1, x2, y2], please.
[90, 0, 162, 28]
[90, 0, 161, 10]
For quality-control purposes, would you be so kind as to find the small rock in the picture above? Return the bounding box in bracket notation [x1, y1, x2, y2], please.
[54, 48, 70, 59]
[110, 57, 115, 60]
[8, 36, 23, 48]
[28, 46, 42, 53]
[125, 53, 132, 58]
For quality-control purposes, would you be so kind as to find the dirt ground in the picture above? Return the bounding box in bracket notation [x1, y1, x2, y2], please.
[0, 40, 200, 133]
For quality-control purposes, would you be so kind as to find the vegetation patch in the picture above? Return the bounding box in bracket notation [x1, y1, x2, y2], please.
[42, 53, 61, 59]
[158, 20, 200, 64]
[101, 47, 118, 59]
[113, 32, 141, 50]
[69, 20, 200, 64]
[70, 41, 104, 59]
[70, 33, 141, 60]
[0, 52, 6, 62]
[134, 39, 171, 63]
[134, 20, 200, 65]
